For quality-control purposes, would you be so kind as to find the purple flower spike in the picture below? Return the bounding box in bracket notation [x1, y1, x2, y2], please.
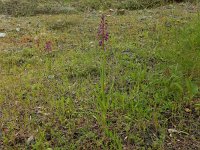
[45, 41, 52, 52]
[97, 14, 109, 50]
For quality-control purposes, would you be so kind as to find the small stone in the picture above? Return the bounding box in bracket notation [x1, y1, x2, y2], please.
[16, 28, 20, 32]
[109, 9, 114, 12]
[124, 136, 128, 141]
[27, 135, 35, 145]
[168, 128, 180, 134]
[43, 113, 50, 116]
[0, 33, 6, 38]
[48, 75, 55, 79]
[185, 108, 192, 113]
[117, 9, 125, 15]
[34, 36, 39, 41]
[89, 41, 94, 47]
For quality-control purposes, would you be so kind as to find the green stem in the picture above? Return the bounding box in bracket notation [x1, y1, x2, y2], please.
[101, 52, 106, 104]
[100, 50, 107, 128]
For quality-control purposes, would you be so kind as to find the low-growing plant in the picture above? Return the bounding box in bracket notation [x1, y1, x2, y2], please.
[2, 0, 38, 16]
[96, 14, 109, 129]
[95, 14, 123, 149]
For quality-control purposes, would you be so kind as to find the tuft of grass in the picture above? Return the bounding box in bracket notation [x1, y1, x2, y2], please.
[0, 0, 197, 17]
[70, 0, 197, 11]
[0, 0, 77, 17]
[1, 0, 38, 17]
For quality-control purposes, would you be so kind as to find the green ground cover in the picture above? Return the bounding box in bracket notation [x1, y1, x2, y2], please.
[0, 2, 199, 150]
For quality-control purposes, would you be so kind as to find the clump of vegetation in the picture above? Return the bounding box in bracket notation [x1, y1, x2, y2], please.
[71, 0, 195, 11]
[0, 0, 76, 16]
[35, 3, 77, 15]
[1, 0, 38, 16]
[0, 0, 196, 16]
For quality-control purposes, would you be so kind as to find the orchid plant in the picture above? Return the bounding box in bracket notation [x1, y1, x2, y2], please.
[97, 14, 110, 130]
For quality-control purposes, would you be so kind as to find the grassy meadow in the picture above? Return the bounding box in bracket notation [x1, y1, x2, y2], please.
[0, 1, 200, 149]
